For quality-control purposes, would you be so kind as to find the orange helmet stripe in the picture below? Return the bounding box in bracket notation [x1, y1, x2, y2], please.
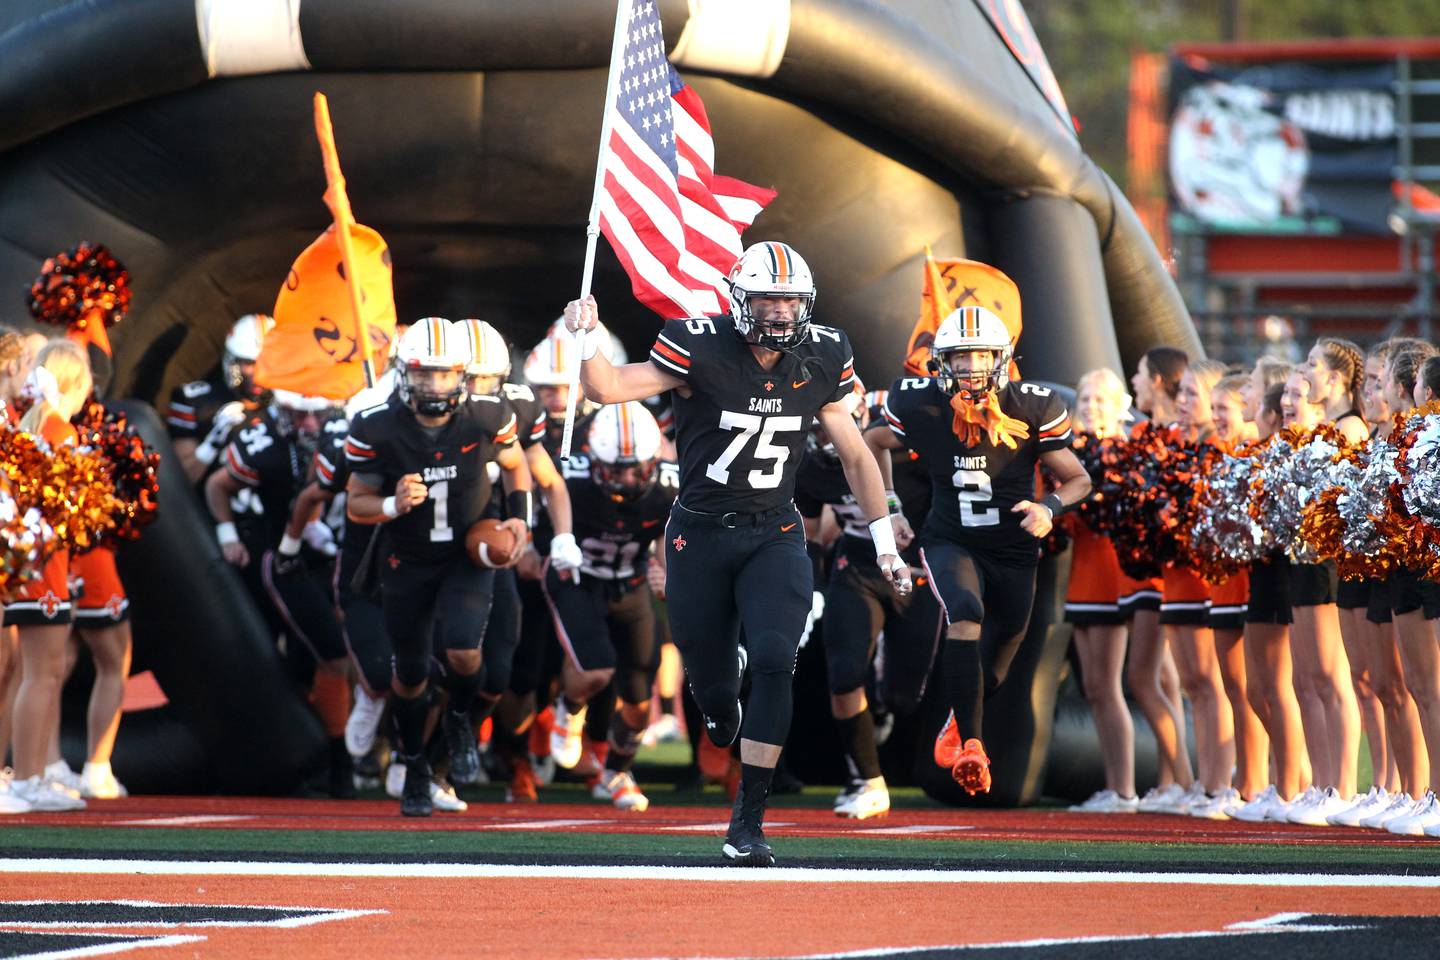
[428, 317, 447, 355]
[768, 242, 790, 284]
[618, 404, 635, 458]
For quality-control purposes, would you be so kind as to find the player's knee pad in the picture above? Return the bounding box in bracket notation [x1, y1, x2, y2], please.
[691, 680, 742, 748]
[945, 589, 984, 631]
[393, 653, 430, 690]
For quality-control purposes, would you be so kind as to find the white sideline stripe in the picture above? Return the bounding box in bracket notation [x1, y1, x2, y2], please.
[483, 819, 604, 831]
[0, 933, 204, 960]
[855, 825, 976, 835]
[3, 860, 1440, 887]
[658, 822, 794, 833]
[118, 815, 254, 827]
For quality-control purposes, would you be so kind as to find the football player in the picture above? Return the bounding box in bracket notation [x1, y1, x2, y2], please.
[541, 401, 678, 811]
[564, 241, 909, 866]
[796, 383, 940, 819]
[345, 319, 533, 817]
[167, 313, 273, 485]
[456, 319, 581, 784]
[867, 306, 1090, 795]
[205, 388, 356, 796]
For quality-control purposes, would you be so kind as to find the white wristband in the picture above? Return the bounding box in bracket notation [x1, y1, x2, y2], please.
[194, 441, 218, 466]
[381, 496, 399, 519]
[869, 516, 898, 558]
[215, 522, 239, 546]
[278, 533, 303, 557]
[575, 328, 600, 360]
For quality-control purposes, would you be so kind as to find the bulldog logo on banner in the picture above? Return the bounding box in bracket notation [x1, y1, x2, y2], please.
[257, 223, 397, 400]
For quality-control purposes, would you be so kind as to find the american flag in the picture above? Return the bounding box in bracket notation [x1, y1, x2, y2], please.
[598, 0, 776, 320]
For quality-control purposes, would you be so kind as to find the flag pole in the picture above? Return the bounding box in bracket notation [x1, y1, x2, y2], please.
[561, 0, 635, 462]
[313, 92, 376, 389]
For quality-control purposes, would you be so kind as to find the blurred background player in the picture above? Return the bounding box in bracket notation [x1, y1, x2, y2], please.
[167, 313, 273, 485]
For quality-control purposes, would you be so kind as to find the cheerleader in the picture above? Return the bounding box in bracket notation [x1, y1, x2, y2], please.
[1280, 366, 1361, 825]
[1162, 359, 1235, 816]
[1377, 341, 1440, 835]
[1232, 380, 1313, 822]
[2, 341, 93, 811]
[1417, 355, 1440, 407]
[1204, 373, 1268, 814]
[1065, 369, 1137, 813]
[1126, 347, 1194, 812]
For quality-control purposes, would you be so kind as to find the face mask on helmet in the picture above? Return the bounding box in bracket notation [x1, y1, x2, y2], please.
[397, 318, 466, 417]
[929, 307, 1012, 401]
[270, 390, 334, 448]
[224, 313, 273, 400]
[728, 242, 816, 352]
[587, 401, 663, 500]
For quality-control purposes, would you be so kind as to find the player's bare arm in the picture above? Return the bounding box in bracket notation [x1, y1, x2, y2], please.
[820, 401, 911, 594]
[563, 295, 687, 403]
[527, 443, 571, 536]
[495, 442, 534, 566]
[1013, 446, 1092, 539]
[346, 473, 427, 524]
[204, 465, 250, 567]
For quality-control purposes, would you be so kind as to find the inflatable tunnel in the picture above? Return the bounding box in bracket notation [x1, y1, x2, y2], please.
[0, 0, 1200, 800]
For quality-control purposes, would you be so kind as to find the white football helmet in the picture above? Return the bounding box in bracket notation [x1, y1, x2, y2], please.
[224, 313, 274, 399]
[727, 241, 815, 351]
[457, 318, 512, 393]
[930, 306, 1013, 399]
[396, 317, 467, 416]
[587, 401, 663, 500]
[546, 316, 627, 365]
[270, 389, 338, 445]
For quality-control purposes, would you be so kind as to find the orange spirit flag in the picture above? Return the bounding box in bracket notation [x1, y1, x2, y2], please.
[903, 250, 1023, 378]
[255, 223, 397, 400]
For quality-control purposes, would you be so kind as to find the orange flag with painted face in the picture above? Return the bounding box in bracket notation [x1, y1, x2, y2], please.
[903, 250, 1023, 378]
[254, 223, 397, 400]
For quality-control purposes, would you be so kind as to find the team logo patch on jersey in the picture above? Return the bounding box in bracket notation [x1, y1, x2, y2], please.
[672, 534, 687, 551]
[37, 592, 65, 619]
[763, 381, 774, 392]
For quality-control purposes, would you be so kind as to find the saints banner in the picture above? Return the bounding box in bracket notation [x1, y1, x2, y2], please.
[1168, 58, 1397, 234]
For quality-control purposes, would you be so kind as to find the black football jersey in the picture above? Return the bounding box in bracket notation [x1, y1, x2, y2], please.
[565, 461, 679, 580]
[795, 446, 930, 562]
[222, 408, 329, 543]
[882, 377, 1072, 565]
[345, 393, 519, 562]
[498, 382, 547, 450]
[166, 373, 260, 446]
[648, 316, 854, 513]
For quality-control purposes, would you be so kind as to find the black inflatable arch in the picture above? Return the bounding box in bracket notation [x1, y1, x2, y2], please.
[0, 0, 1200, 800]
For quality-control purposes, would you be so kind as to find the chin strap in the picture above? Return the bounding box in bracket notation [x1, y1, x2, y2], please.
[949, 391, 1030, 449]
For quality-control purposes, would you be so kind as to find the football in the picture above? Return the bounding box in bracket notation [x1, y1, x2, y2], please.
[465, 519, 519, 569]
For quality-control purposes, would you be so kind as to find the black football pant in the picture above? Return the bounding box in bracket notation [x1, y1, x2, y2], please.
[664, 504, 810, 749]
[541, 568, 658, 704]
[919, 539, 1036, 742]
[380, 553, 496, 691]
[481, 568, 523, 698]
[261, 551, 348, 662]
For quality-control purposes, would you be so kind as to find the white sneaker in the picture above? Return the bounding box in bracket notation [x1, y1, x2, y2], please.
[835, 779, 891, 820]
[1231, 785, 1280, 823]
[1069, 789, 1140, 814]
[12, 775, 85, 812]
[0, 769, 31, 814]
[1283, 785, 1322, 823]
[834, 780, 864, 809]
[44, 760, 82, 798]
[430, 780, 468, 813]
[592, 770, 650, 812]
[1288, 786, 1350, 825]
[1359, 791, 1415, 829]
[549, 698, 586, 769]
[1327, 786, 1388, 827]
[1190, 787, 1242, 820]
[1137, 783, 1185, 813]
[385, 762, 405, 799]
[1385, 792, 1440, 836]
[79, 762, 128, 800]
[529, 751, 556, 786]
[641, 714, 682, 747]
[1167, 782, 1210, 815]
[1424, 814, 1440, 838]
[345, 685, 386, 758]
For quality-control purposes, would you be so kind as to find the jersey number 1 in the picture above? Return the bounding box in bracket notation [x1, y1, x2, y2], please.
[429, 480, 453, 542]
[705, 412, 802, 489]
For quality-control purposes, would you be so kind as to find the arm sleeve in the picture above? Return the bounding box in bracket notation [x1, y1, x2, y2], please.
[1035, 392, 1074, 453]
[648, 319, 694, 383]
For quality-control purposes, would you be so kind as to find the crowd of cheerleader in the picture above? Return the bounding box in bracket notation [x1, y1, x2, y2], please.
[1061, 335, 1440, 833]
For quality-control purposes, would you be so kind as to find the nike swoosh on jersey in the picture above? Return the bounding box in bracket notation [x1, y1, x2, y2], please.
[780, 522, 798, 532]
[461, 442, 480, 453]
[642, 519, 662, 528]
[792, 381, 806, 389]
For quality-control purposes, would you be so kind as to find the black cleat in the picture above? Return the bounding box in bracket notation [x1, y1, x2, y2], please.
[722, 774, 775, 867]
[443, 709, 483, 786]
[400, 757, 433, 818]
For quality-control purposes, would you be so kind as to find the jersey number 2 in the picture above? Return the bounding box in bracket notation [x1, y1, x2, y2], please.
[705, 412, 801, 489]
[953, 468, 998, 527]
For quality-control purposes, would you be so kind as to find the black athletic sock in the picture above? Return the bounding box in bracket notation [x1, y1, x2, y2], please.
[586, 691, 615, 745]
[392, 692, 429, 759]
[836, 710, 882, 781]
[470, 694, 499, 729]
[739, 763, 775, 807]
[446, 668, 482, 718]
[942, 638, 985, 742]
[659, 694, 676, 716]
[605, 712, 646, 775]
